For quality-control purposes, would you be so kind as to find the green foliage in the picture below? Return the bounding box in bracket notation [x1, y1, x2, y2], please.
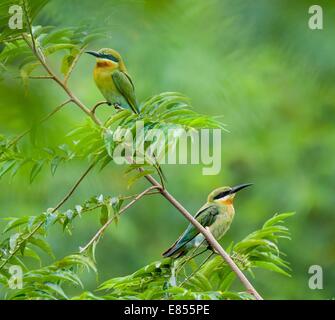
[0, 212, 294, 300]
[1, 17, 103, 84]
[0, 0, 49, 42]
[0, 192, 123, 275]
[0, 137, 75, 182]
[0, 0, 312, 300]
[8, 254, 96, 300]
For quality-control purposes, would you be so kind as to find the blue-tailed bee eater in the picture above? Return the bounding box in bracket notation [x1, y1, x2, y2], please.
[86, 48, 139, 114]
[162, 184, 252, 258]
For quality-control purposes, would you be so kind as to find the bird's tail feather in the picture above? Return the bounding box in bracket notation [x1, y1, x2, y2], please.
[162, 239, 187, 258]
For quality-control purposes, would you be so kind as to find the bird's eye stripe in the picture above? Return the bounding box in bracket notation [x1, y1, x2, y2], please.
[213, 191, 230, 200]
[101, 53, 119, 62]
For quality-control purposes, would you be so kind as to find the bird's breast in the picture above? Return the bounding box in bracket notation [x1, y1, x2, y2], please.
[210, 206, 235, 240]
[93, 66, 119, 104]
[93, 65, 116, 88]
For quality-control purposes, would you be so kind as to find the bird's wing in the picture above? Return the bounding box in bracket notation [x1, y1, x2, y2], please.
[162, 204, 219, 257]
[112, 70, 139, 114]
[177, 204, 219, 246]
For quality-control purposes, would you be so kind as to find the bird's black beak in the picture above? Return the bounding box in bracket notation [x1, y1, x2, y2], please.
[230, 183, 253, 194]
[85, 51, 101, 58]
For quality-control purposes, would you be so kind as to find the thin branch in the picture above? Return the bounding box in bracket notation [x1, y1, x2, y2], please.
[15, 75, 54, 80]
[53, 163, 96, 212]
[0, 163, 95, 271]
[7, 99, 72, 149]
[179, 250, 215, 287]
[64, 45, 88, 85]
[80, 186, 160, 253]
[22, 0, 36, 53]
[28, 75, 53, 79]
[176, 239, 207, 272]
[22, 34, 100, 125]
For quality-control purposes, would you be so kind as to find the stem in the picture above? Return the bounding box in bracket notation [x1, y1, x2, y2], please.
[179, 251, 215, 287]
[22, 0, 36, 53]
[22, 34, 100, 125]
[80, 186, 160, 253]
[0, 163, 95, 271]
[7, 99, 72, 149]
[28, 76, 54, 79]
[64, 45, 87, 85]
[53, 163, 95, 212]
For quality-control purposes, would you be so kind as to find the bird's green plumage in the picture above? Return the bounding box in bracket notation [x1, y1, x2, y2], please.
[88, 48, 139, 114]
[162, 186, 241, 258]
[111, 70, 139, 113]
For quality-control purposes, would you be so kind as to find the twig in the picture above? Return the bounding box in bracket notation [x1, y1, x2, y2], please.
[120, 190, 160, 201]
[22, 0, 36, 53]
[64, 45, 88, 85]
[7, 99, 72, 149]
[16, 75, 54, 79]
[53, 163, 96, 211]
[0, 163, 95, 271]
[179, 251, 215, 287]
[80, 186, 160, 253]
[29, 76, 53, 79]
[22, 34, 100, 125]
[176, 240, 207, 272]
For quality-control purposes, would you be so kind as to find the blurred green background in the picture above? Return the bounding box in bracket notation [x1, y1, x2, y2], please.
[1, 0, 334, 299]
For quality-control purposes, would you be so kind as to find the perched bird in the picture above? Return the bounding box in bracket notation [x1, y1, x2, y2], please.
[86, 48, 139, 114]
[162, 184, 252, 258]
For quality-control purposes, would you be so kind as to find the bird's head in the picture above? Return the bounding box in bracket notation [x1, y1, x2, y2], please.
[86, 48, 124, 69]
[208, 184, 253, 205]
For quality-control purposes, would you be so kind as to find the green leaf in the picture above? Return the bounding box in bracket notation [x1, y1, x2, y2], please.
[44, 282, 68, 299]
[263, 212, 295, 228]
[10, 159, 30, 179]
[0, 159, 16, 178]
[29, 237, 54, 258]
[9, 233, 21, 252]
[21, 247, 41, 264]
[100, 205, 109, 226]
[3, 216, 30, 233]
[61, 53, 75, 75]
[29, 159, 45, 183]
[50, 156, 63, 175]
[219, 271, 236, 291]
[252, 261, 291, 277]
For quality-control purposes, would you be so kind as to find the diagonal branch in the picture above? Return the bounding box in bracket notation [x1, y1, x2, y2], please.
[0, 163, 95, 271]
[64, 45, 88, 85]
[79, 185, 160, 253]
[7, 99, 72, 149]
[22, 34, 100, 125]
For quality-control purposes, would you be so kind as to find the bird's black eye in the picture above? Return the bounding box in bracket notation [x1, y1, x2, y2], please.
[213, 190, 231, 200]
[101, 53, 119, 63]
